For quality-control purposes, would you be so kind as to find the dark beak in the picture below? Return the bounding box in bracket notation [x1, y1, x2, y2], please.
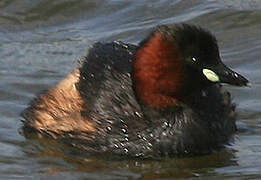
[213, 62, 251, 87]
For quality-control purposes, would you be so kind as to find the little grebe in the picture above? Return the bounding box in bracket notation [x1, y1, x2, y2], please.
[22, 24, 250, 158]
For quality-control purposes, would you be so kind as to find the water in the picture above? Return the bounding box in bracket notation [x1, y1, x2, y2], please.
[1, 0, 261, 179]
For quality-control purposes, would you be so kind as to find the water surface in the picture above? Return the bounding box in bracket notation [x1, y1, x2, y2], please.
[1, 0, 261, 179]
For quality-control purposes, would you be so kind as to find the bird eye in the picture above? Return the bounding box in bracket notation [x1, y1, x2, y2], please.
[192, 57, 197, 62]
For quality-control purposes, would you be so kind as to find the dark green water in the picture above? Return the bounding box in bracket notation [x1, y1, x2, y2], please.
[0, 0, 261, 179]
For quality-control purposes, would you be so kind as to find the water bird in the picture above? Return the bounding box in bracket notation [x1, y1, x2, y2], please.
[22, 23, 250, 158]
